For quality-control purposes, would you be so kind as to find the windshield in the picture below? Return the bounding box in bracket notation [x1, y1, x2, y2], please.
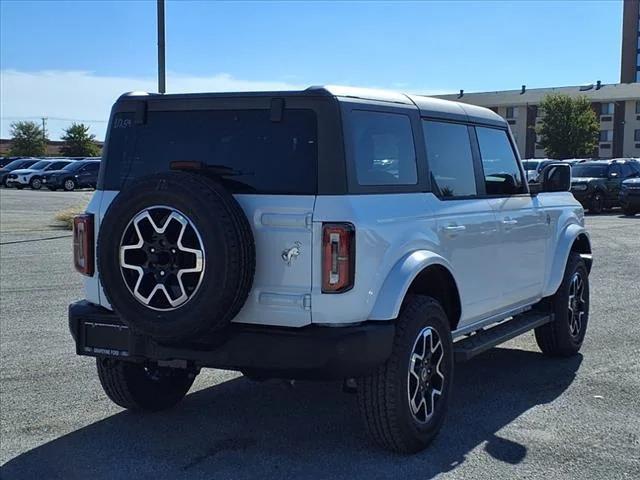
[29, 161, 51, 170]
[3, 159, 31, 170]
[572, 164, 608, 178]
[63, 162, 85, 171]
[521, 161, 539, 170]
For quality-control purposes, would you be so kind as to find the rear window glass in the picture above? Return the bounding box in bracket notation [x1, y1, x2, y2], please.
[102, 109, 318, 194]
[571, 164, 607, 178]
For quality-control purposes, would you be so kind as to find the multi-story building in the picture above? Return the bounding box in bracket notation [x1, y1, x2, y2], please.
[621, 0, 639, 83]
[436, 83, 640, 159]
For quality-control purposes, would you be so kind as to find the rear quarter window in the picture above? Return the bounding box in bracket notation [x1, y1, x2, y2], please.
[102, 109, 318, 194]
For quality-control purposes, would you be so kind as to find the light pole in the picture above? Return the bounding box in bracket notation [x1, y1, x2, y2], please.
[157, 0, 166, 93]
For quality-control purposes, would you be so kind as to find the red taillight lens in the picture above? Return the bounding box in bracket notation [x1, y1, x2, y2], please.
[322, 223, 355, 293]
[73, 214, 94, 276]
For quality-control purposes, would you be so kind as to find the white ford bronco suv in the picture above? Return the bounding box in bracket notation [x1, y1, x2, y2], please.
[69, 86, 592, 453]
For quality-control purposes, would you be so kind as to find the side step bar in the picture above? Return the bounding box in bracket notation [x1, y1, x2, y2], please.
[453, 311, 553, 362]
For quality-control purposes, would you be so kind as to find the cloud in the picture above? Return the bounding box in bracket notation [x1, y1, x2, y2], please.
[0, 70, 304, 140]
[0, 70, 454, 141]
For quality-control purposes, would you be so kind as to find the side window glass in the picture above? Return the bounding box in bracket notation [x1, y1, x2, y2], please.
[351, 110, 417, 186]
[422, 120, 477, 197]
[620, 164, 633, 178]
[476, 127, 525, 195]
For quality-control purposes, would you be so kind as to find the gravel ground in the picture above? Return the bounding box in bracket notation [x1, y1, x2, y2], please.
[1, 188, 639, 479]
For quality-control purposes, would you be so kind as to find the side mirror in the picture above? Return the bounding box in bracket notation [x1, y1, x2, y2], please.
[532, 163, 571, 194]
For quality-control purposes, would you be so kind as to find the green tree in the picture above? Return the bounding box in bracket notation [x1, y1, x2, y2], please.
[8, 121, 47, 156]
[536, 94, 599, 159]
[60, 123, 100, 157]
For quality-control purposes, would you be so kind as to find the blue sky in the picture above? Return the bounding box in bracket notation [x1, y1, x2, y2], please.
[0, 0, 623, 139]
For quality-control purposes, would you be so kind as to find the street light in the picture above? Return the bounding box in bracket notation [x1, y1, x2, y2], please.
[157, 0, 166, 93]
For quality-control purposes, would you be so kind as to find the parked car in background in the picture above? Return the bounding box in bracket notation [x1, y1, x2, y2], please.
[521, 159, 553, 182]
[42, 160, 100, 191]
[570, 159, 640, 213]
[5, 159, 73, 190]
[0, 158, 40, 187]
[620, 176, 640, 216]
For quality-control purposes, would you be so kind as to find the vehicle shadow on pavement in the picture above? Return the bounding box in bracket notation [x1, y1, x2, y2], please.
[2, 347, 582, 480]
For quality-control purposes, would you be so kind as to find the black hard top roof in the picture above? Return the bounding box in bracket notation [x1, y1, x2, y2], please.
[118, 85, 506, 127]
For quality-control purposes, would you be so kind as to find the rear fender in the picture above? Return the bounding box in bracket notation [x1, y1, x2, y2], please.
[369, 250, 455, 320]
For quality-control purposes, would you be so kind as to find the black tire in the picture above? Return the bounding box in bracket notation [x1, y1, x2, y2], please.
[622, 205, 637, 216]
[98, 172, 255, 342]
[358, 295, 454, 453]
[535, 253, 589, 356]
[589, 192, 604, 214]
[63, 178, 76, 191]
[30, 177, 42, 190]
[96, 358, 196, 411]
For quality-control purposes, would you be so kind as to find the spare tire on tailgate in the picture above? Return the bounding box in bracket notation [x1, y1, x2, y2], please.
[98, 172, 255, 342]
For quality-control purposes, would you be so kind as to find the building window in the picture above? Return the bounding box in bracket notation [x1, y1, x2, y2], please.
[505, 106, 517, 119]
[635, 129, 640, 142]
[636, 101, 640, 114]
[599, 130, 613, 142]
[600, 103, 614, 115]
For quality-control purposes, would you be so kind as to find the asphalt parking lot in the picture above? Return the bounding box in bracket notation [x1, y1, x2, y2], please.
[0, 188, 639, 479]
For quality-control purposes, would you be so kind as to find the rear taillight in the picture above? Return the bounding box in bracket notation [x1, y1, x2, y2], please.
[73, 214, 94, 276]
[322, 223, 355, 293]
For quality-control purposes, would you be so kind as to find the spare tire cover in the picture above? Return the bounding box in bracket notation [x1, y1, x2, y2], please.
[98, 172, 255, 342]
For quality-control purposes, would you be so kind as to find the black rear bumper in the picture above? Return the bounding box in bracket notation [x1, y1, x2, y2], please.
[69, 300, 394, 380]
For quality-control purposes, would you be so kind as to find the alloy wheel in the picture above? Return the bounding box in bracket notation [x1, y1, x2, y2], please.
[119, 206, 205, 311]
[407, 326, 445, 423]
[567, 271, 587, 337]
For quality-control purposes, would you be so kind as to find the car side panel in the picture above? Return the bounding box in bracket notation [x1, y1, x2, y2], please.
[536, 192, 588, 297]
[311, 193, 440, 325]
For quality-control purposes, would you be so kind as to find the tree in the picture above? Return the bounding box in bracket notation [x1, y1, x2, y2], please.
[536, 94, 599, 159]
[60, 123, 100, 157]
[8, 121, 47, 156]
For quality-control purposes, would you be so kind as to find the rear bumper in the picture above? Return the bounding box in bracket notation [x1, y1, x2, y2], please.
[69, 300, 395, 380]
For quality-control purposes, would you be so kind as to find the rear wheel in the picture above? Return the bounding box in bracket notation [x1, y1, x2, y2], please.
[358, 295, 453, 453]
[589, 192, 604, 214]
[622, 205, 637, 216]
[96, 358, 197, 411]
[535, 253, 589, 356]
[63, 178, 76, 191]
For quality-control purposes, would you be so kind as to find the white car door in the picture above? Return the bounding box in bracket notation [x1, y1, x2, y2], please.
[422, 120, 502, 327]
[476, 126, 548, 308]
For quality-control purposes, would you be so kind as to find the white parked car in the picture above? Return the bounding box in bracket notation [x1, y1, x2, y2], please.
[69, 86, 592, 453]
[6, 159, 72, 189]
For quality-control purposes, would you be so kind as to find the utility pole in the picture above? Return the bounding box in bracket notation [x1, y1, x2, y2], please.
[41, 117, 47, 143]
[157, 0, 166, 93]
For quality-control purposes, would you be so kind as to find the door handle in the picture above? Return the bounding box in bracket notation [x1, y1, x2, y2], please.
[443, 225, 466, 233]
[502, 218, 518, 225]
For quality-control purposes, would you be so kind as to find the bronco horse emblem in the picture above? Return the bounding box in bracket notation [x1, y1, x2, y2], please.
[281, 242, 302, 266]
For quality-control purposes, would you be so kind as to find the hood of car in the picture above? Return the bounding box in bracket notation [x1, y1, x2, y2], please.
[43, 169, 69, 176]
[9, 168, 40, 175]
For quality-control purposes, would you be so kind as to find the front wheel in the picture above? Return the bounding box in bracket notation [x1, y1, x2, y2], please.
[63, 178, 76, 191]
[96, 358, 197, 411]
[30, 177, 42, 190]
[589, 192, 604, 214]
[358, 295, 453, 453]
[535, 253, 589, 356]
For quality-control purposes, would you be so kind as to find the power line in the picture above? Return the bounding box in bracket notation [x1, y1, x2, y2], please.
[1, 116, 108, 123]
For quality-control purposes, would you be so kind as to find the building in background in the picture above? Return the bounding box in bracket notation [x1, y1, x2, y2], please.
[437, 0, 640, 160]
[436, 83, 640, 159]
[620, 0, 639, 83]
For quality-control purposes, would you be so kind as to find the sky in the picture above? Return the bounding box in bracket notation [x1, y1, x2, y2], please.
[0, 0, 623, 140]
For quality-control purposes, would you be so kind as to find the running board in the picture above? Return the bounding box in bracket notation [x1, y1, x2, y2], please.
[453, 311, 553, 362]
